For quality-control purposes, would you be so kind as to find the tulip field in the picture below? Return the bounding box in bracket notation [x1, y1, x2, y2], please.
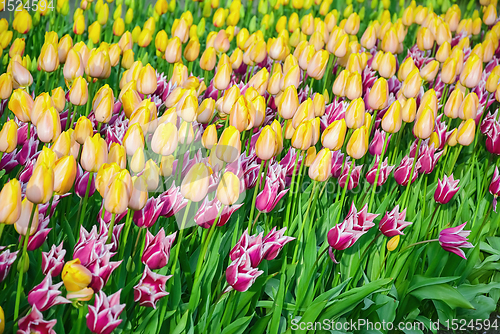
[1, 0, 500, 333]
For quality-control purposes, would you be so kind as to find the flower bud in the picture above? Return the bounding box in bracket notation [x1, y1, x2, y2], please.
[457, 119, 475, 146]
[62, 259, 92, 292]
[27, 162, 54, 204]
[441, 58, 457, 85]
[68, 77, 89, 106]
[436, 41, 451, 63]
[291, 121, 313, 151]
[458, 92, 479, 120]
[345, 98, 365, 129]
[381, 101, 402, 133]
[332, 69, 349, 97]
[459, 54, 482, 89]
[0, 179, 22, 224]
[307, 50, 328, 80]
[403, 68, 422, 99]
[181, 163, 211, 202]
[309, 148, 332, 182]
[398, 57, 416, 82]
[15, 198, 39, 236]
[217, 172, 240, 206]
[344, 72, 362, 100]
[420, 60, 439, 82]
[413, 106, 434, 139]
[347, 126, 368, 159]
[321, 119, 347, 151]
[444, 89, 463, 119]
[0, 120, 18, 153]
[256, 126, 278, 161]
[81, 134, 108, 173]
[368, 78, 389, 110]
[401, 98, 416, 123]
[53, 156, 77, 195]
[37, 107, 62, 144]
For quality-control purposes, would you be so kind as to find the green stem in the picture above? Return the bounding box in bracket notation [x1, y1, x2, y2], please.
[248, 160, 265, 232]
[77, 172, 93, 231]
[284, 151, 302, 228]
[75, 305, 86, 334]
[367, 132, 389, 212]
[447, 145, 462, 176]
[333, 161, 354, 226]
[119, 210, 134, 259]
[402, 138, 422, 208]
[398, 239, 438, 255]
[107, 213, 116, 243]
[14, 203, 37, 329]
[292, 181, 318, 263]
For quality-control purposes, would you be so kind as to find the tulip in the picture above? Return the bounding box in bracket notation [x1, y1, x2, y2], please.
[61, 258, 92, 292]
[0, 179, 22, 225]
[181, 163, 211, 202]
[444, 89, 463, 119]
[217, 172, 240, 206]
[403, 68, 422, 99]
[344, 72, 362, 101]
[413, 106, 435, 140]
[151, 123, 178, 157]
[41, 242, 66, 277]
[368, 78, 389, 110]
[53, 156, 77, 195]
[123, 123, 145, 156]
[17, 306, 57, 334]
[0, 73, 13, 100]
[134, 266, 171, 308]
[28, 275, 70, 312]
[278, 86, 299, 119]
[81, 134, 108, 173]
[345, 99, 365, 129]
[201, 124, 218, 150]
[8, 89, 33, 122]
[307, 50, 329, 80]
[308, 148, 332, 182]
[420, 60, 439, 82]
[436, 41, 451, 63]
[0, 120, 18, 154]
[12, 61, 33, 89]
[347, 126, 368, 160]
[379, 205, 412, 237]
[87, 290, 125, 334]
[178, 121, 194, 145]
[136, 64, 157, 95]
[483, 4, 497, 26]
[104, 173, 131, 214]
[378, 52, 396, 79]
[26, 162, 54, 204]
[381, 101, 402, 133]
[459, 54, 482, 89]
[434, 174, 460, 205]
[214, 63, 231, 91]
[200, 47, 217, 71]
[439, 223, 473, 259]
[394, 156, 418, 186]
[322, 119, 347, 151]
[457, 119, 475, 146]
[401, 98, 416, 123]
[92, 85, 114, 124]
[38, 43, 59, 72]
[130, 147, 146, 174]
[68, 76, 89, 106]
[441, 58, 457, 85]
[74, 116, 93, 145]
[255, 126, 278, 161]
[138, 29, 153, 48]
[141, 229, 176, 269]
[291, 121, 313, 151]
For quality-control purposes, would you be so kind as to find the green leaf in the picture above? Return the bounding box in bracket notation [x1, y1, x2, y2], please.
[410, 284, 474, 310]
[407, 275, 460, 293]
[171, 310, 190, 334]
[221, 314, 254, 334]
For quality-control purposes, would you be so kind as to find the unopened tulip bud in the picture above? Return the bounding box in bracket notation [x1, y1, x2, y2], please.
[256, 126, 278, 161]
[308, 148, 332, 182]
[69, 77, 88, 106]
[345, 98, 365, 129]
[345, 72, 362, 100]
[347, 126, 368, 159]
[459, 54, 482, 89]
[457, 119, 475, 146]
[378, 52, 396, 79]
[81, 134, 108, 173]
[444, 89, 463, 119]
[441, 58, 457, 85]
[292, 98, 314, 129]
[486, 71, 500, 94]
[74, 116, 93, 145]
[398, 57, 416, 82]
[401, 98, 416, 123]
[436, 41, 451, 63]
[368, 78, 389, 110]
[458, 93, 479, 120]
[37, 107, 61, 144]
[307, 50, 328, 80]
[181, 163, 211, 202]
[313, 93, 325, 117]
[217, 172, 240, 206]
[483, 4, 497, 26]
[15, 198, 39, 236]
[53, 156, 77, 195]
[332, 69, 349, 97]
[420, 60, 439, 82]
[61, 259, 92, 292]
[403, 68, 422, 99]
[0, 179, 22, 224]
[213, 63, 231, 91]
[322, 119, 347, 151]
[27, 162, 54, 204]
[151, 123, 178, 156]
[417, 27, 434, 51]
[0, 120, 18, 153]
[382, 101, 402, 133]
[413, 106, 435, 139]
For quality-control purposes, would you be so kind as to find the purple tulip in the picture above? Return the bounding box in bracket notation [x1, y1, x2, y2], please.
[256, 164, 289, 213]
[87, 290, 125, 334]
[159, 184, 189, 217]
[433, 115, 453, 150]
[330, 151, 345, 178]
[480, 110, 498, 135]
[226, 252, 264, 292]
[438, 223, 474, 259]
[74, 226, 109, 266]
[369, 130, 391, 156]
[338, 161, 363, 190]
[18, 159, 35, 184]
[39, 195, 63, 218]
[434, 174, 460, 204]
[416, 144, 443, 174]
[489, 167, 500, 196]
[75, 165, 96, 198]
[194, 197, 243, 228]
[0, 246, 18, 282]
[26, 214, 51, 251]
[230, 230, 266, 268]
[279, 148, 304, 177]
[262, 227, 295, 261]
[133, 266, 171, 308]
[18, 305, 57, 334]
[379, 205, 412, 237]
[28, 275, 70, 311]
[366, 157, 394, 186]
[486, 123, 500, 155]
[42, 242, 66, 277]
[207, 168, 221, 193]
[17, 134, 39, 165]
[0, 149, 19, 172]
[394, 156, 419, 186]
[142, 228, 176, 270]
[133, 197, 163, 228]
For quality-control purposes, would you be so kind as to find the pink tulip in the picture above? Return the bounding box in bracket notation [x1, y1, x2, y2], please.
[87, 251, 122, 291]
[142, 228, 176, 269]
[226, 252, 264, 292]
[486, 123, 500, 155]
[379, 205, 412, 237]
[330, 151, 345, 178]
[438, 222, 474, 259]
[18, 305, 57, 334]
[28, 275, 70, 311]
[159, 184, 189, 217]
[87, 290, 125, 334]
[262, 227, 295, 260]
[256, 164, 289, 213]
[26, 214, 51, 251]
[366, 157, 394, 186]
[394, 156, 419, 186]
[480, 110, 498, 135]
[75, 165, 96, 198]
[134, 266, 171, 308]
[369, 130, 391, 156]
[42, 242, 66, 277]
[434, 174, 460, 204]
[338, 161, 363, 190]
[133, 197, 163, 228]
[230, 230, 266, 267]
[194, 197, 242, 228]
[414, 143, 443, 174]
[0, 246, 18, 282]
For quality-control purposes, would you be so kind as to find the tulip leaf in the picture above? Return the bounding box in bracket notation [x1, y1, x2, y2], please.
[408, 275, 460, 294]
[171, 310, 190, 334]
[221, 313, 254, 334]
[410, 283, 474, 310]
